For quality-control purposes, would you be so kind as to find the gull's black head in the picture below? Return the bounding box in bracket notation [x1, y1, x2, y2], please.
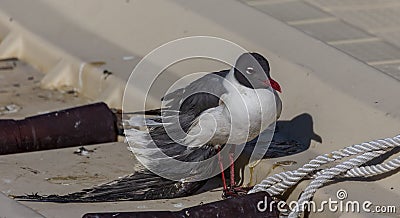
[234, 52, 281, 92]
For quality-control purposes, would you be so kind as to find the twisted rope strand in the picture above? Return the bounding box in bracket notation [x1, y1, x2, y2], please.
[289, 150, 386, 217]
[248, 135, 400, 217]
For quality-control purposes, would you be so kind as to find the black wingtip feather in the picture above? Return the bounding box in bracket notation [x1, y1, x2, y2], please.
[12, 171, 206, 203]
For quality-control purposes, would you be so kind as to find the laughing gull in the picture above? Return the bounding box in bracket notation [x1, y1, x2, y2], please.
[14, 52, 282, 202]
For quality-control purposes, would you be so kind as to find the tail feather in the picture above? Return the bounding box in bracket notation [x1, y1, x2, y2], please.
[12, 171, 205, 202]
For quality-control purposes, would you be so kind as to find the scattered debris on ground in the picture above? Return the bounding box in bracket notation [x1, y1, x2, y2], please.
[0, 104, 21, 115]
[73, 147, 95, 156]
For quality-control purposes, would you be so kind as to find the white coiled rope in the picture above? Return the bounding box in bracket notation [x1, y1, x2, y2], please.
[248, 135, 400, 217]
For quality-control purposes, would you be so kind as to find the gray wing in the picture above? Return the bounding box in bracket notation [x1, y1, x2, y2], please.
[162, 70, 229, 116]
[125, 70, 230, 163]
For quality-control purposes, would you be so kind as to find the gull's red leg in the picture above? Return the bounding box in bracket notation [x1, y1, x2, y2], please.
[223, 145, 251, 198]
[229, 146, 235, 188]
[217, 147, 227, 191]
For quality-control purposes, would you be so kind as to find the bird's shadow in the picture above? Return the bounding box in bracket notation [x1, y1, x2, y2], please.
[261, 112, 322, 159]
[197, 113, 322, 193]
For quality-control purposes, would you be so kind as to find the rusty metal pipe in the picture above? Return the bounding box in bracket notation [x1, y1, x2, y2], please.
[0, 102, 117, 155]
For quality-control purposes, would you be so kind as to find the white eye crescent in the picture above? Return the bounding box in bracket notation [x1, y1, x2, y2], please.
[246, 67, 254, 74]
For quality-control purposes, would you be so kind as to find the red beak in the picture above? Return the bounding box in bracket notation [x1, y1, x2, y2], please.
[265, 78, 281, 93]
